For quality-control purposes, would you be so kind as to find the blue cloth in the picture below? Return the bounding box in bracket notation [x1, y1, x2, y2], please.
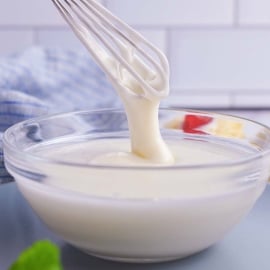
[0, 47, 118, 183]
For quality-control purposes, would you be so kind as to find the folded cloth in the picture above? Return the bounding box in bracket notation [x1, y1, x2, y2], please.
[0, 47, 118, 183]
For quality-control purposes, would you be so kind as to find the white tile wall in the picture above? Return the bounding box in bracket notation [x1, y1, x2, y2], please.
[107, 0, 234, 26]
[163, 94, 232, 108]
[239, 0, 270, 25]
[0, 0, 270, 109]
[233, 94, 270, 108]
[169, 29, 270, 91]
[0, 30, 33, 55]
[0, 0, 65, 26]
[36, 28, 86, 50]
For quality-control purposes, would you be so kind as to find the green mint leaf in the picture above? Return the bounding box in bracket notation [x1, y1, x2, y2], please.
[9, 240, 63, 270]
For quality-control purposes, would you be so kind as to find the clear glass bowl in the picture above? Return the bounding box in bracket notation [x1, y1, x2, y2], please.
[3, 108, 270, 263]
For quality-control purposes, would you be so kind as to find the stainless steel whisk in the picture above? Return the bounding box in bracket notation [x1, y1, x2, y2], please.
[51, 0, 170, 100]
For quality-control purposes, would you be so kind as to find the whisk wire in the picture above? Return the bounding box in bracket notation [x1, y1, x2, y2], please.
[51, 0, 169, 99]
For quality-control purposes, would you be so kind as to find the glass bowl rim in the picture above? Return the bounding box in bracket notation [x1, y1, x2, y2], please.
[3, 107, 270, 171]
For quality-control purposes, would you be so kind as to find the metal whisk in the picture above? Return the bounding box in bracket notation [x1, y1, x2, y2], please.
[51, 0, 170, 100]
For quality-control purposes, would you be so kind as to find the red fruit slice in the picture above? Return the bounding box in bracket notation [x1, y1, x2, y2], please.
[183, 114, 213, 134]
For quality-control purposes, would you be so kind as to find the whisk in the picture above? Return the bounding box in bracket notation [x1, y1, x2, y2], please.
[51, 0, 169, 100]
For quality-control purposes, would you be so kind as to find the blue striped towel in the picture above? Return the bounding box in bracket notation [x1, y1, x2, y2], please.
[0, 46, 119, 183]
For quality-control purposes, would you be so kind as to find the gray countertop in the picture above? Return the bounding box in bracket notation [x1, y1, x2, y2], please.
[0, 183, 269, 270]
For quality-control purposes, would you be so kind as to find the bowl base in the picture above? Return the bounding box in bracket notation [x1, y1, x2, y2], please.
[81, 249, 186, 263]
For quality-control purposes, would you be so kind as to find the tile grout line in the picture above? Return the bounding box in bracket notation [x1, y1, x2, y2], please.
[130, 25, 270, 30]
[2, 24, 270, 31]
[169, 89, 270, 95]
[0, 25, 68, 31]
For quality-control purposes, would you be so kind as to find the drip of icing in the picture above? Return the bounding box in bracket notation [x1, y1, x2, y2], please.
[115, 86, 174, 163]
[109, 47, 174, 164]
[81, 19, 174, 164]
